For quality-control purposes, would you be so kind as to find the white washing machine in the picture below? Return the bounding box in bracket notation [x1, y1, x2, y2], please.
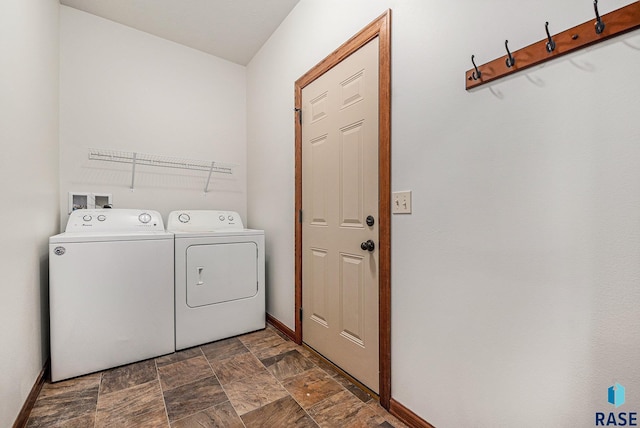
[167, 210, 265, 350]
[49, 209, 174, 382]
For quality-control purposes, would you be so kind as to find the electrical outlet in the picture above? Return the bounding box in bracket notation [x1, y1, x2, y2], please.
[392, 191, 412, 214]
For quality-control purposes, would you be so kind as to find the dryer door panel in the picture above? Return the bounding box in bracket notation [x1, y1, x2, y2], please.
[186, 242, 258, 307]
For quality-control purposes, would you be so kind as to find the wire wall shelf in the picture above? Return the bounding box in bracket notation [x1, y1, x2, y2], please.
[88, 148, 237, 193]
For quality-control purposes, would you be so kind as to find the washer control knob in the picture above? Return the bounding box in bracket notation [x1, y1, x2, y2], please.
[219, 215, 225, 221]
[83, 215, 92, 222]
[97, 215, 106, 222]
[178, 213, 190, 223]
[228, 215, 234, 221]
[138, 213, 152, 224]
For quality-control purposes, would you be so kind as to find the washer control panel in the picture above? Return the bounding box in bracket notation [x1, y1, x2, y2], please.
[65, 209, 165, 232]
[167, 210, 244, 232]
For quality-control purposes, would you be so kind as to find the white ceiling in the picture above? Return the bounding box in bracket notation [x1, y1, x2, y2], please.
[59, 0, 300, 65]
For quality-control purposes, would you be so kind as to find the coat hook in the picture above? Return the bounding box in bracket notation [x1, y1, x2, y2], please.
[594, 0, 605, 34]
[545, 22, 556, 52]
[505, 40, 515, 68]
[471, 55, 482, 80]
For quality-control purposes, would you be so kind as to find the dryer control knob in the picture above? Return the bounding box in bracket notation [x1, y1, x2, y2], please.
[97, 215, 106, 222]
[218, 215, 225, 221]
[138, 213, 152, 224]
[178, 213, 190, 223]
[83, 215, 92, 222]
[228, 215, 234, 221]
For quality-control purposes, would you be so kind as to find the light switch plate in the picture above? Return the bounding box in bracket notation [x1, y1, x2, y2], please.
[392, 191, 412, 214]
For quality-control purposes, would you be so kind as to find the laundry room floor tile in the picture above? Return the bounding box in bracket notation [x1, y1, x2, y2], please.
[307, 390, 386, 428]
[208, 351, 265, 385]
[300, 348, 344, 378]
[37, 372, 101, 400]
[26, 325, 408, 428]
[241, 395, 319, 428]
[50, 413, 96, 427]
[282, 367, 345, 409]
[333, 374, 375, 404]
[157, 355, 213, 390]
[162, 376, 226, 422]
[155, 346, 203, 367]
[26, 382, 99, 427]
[201, 336, 249, 361]
[100, 359, 157, 394]
[95, 380, 167, 427]
[261, 349, 316, 381]
[237, 327, 279, 346]
[171, 401, 244, 428]
[223, 368, 289, 415]
[244, 333, 299, 360]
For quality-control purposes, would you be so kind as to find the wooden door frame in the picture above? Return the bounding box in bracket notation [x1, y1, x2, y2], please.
[294, 10, 392, 409]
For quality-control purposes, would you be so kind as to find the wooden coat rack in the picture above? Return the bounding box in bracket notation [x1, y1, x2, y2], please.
[466, 1, 640, 90]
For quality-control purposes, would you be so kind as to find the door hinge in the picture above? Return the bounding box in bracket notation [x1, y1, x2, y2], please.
[298, 209, 303, 223]
[294, 107, 302, 125]
[299, 307, 303, 322]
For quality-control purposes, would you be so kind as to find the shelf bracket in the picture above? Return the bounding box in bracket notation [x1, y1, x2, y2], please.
[204, 161, 215, 193]
[130, 152, 137, 191]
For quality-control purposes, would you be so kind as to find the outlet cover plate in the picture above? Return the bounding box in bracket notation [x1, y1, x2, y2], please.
[393, 190, 412, 214]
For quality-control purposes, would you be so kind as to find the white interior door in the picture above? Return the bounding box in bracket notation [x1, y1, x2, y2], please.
[301, 37, 379, 392]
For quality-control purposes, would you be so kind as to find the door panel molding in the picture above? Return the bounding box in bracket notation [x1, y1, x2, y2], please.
[295, 9, 391, 409]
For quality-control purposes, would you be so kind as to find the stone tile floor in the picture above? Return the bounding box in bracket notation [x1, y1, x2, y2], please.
[27, 325, 408, 427]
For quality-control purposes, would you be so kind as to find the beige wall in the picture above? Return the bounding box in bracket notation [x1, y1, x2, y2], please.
[247, 0, 640, 426]
[0, 0, 60, 425]
[59, 6, 248, 228]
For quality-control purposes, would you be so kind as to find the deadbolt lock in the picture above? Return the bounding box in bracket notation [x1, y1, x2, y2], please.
[366, 215, 375, 227]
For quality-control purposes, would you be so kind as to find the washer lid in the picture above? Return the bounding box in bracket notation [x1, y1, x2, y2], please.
[167, 210, 245, 232]
[50, 230, 173, 244]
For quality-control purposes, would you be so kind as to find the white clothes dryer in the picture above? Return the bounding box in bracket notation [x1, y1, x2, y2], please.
[49, 209, 174, 382]
[167, 210, 265, 350]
